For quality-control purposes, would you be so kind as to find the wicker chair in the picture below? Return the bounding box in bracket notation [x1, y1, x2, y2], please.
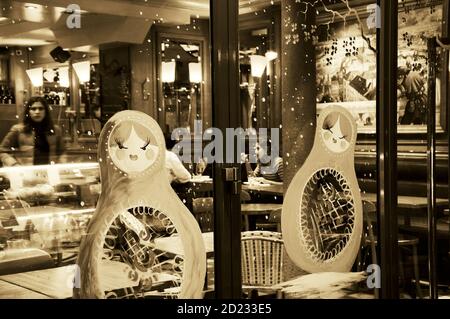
[241, 231, 284, 298]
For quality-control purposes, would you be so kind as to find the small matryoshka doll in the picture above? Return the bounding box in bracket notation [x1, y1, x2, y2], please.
[74, 110, 205, 299]
[282, 105, 362, 273]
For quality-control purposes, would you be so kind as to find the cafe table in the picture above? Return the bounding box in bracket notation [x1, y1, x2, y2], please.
[154, 232, 214, 257]
[361, 193, 448, 209]
[260, 193, 449, 232]
[241, 203, 283, 231]
[242, 179, 284, 197]
[154, 232, 215, 291]
[181, 176, 284, 196]
[0, 259, 174, 299]
[0, 279, 50, 299]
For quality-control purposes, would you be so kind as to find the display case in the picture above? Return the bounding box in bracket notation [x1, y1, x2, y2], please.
[0, 162, 100, 275]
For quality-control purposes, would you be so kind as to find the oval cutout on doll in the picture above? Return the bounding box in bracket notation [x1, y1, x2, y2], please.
[300, 168, 355, 262]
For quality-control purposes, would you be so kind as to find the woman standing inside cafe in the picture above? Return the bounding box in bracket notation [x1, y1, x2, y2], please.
[0, 96, 66, 166]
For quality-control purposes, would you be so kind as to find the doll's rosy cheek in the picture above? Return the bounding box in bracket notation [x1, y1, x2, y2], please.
[116, 149, 126, 160]
[323, 130, 331, 140]
[340, 140, 348, 150]
[145, 148, 155, 160]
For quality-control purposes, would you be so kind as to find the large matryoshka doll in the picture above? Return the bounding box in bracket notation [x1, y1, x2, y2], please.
[282, 105, 362, 273]
[74, 110, 205, 299]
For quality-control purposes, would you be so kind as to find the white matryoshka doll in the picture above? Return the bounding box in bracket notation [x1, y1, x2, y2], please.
[282, 105, 362, 273]
[74, 110, 206, 299]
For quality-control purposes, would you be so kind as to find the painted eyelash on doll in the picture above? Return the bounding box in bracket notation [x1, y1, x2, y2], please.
[324, 124, 345, 140]
[114, 137, 128, 149]
[140, 137, 151, 150]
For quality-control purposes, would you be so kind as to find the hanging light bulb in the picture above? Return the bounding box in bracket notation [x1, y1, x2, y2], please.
[161, 61, 176, 83]
[72, 61, 90, 83]
[265, 50, 278, 61]
[250, 55, 267, 78]
[26, 67, 43, 87]
[59, 67, 70, 87]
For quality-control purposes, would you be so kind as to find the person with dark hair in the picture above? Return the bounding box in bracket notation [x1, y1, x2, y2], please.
[91, 104, 105, 127]
[398, 60, 427, 125]
[249, 139, 283, 183]
[0, 96, 66, 166]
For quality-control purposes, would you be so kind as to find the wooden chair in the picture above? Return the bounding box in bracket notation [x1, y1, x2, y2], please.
[192, 190, 251, 232]
[360, 199, 422, 299]
[241, 231, 284, 298]
[192, 197, 214, 232]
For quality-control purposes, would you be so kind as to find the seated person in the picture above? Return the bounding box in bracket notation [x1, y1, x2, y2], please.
[165, 134, 191, 184]
[247, 140, 283, 183]
[91, 104, 106, 129]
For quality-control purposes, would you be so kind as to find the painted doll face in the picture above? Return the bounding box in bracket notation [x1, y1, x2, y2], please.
[109, 122, 159, 173]
[321, 115, 350, 153]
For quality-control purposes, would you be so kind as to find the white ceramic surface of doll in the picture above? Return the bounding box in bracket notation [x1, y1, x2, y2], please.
[74, 110, 206, 299]
[282, 105, 362, 273]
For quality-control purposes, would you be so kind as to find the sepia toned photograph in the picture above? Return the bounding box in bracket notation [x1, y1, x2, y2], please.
[0, 0, 449, 304]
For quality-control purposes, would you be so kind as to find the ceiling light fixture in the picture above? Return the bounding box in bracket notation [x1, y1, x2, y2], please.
[25, 67, 43, 87]
[72, 61, 90, 83]
[188, 62, 202, 83]
[161, 61, 176, 83]
[265, 50, 278, 61]
[250, 55, 267, 78]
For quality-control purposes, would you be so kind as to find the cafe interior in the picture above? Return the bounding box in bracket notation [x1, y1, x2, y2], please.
[0, 0, 449, 299]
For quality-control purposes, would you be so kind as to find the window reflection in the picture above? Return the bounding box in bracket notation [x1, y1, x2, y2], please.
[161, 40, 202, 133]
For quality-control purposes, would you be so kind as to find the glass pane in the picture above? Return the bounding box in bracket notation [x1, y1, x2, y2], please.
[0, 1, 212, 299]
[396, 1, 446, 299]
[239, 0, 380, 299]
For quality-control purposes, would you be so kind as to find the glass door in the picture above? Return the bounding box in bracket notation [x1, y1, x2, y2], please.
[236, 0, 379, 300]
[395, 0, 448, 299]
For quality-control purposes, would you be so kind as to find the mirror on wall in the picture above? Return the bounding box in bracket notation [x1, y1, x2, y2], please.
[159, 38, 203, 134]
[154, 18, 211, 136]
[78, 63, 101, 137]
[239, 12, 280, 132]
[160, 39, 202, 131]
[239, 27, 270, 130]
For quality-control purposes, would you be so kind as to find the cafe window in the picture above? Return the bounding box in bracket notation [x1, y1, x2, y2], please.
[0, 0, 449, 301]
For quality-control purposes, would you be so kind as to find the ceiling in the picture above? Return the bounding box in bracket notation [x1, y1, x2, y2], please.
[0, 0, 211, 50]
[0, 0, 287, 51]
[0, 0, 287, 54]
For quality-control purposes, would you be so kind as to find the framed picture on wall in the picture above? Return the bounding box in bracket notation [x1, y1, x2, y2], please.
[315, 2, 444, 134]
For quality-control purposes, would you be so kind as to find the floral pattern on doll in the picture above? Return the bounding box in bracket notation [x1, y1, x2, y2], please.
[321, 113, 352, 153]
[109, 121, 159, 173]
